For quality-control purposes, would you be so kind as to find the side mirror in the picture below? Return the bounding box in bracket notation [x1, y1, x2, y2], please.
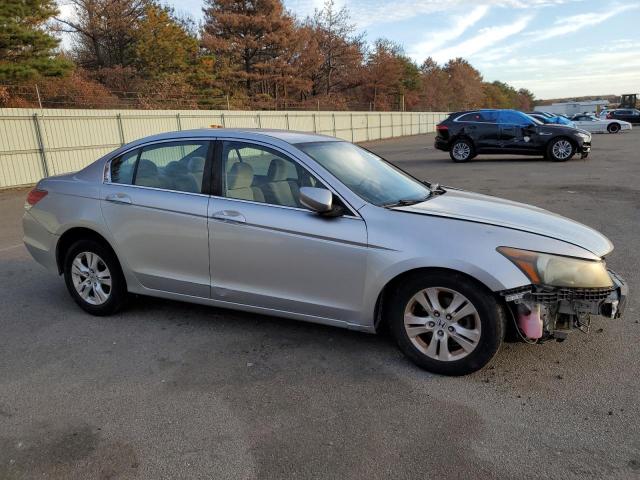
[299, 187, 334, 214]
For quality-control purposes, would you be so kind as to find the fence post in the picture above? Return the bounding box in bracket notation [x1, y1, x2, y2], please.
[350, 113, 354, 142]
[32, 113, 49, 177]
[285, 112, 290, 130]
[332, 113, 336, 137]
[379, 112, 382, 139]
[116, 113, 125, 145]
[312, 113, 317, 133]
[256, 113, 262, 128]
[365, 113, 369, 141]
[221, 113, 226, 127]
[176, 113, 182, 131]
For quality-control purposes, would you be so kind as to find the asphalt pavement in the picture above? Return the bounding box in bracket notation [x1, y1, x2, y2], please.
[0, 129, 638, 479]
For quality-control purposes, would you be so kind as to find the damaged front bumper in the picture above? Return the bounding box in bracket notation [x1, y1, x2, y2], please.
[501, 269, 627, 341]
[578, 141, 591, 159]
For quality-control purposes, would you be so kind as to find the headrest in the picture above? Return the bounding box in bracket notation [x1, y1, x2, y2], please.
[137, 159, 158, 177]
[267, 158, 288, 181]
[165, 161, 188, 176]
[188, 156, 205, 173]
[227, 162, 254, 190]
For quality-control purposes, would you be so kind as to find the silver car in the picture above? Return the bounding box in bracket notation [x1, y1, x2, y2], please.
[23, 129, 627, 375]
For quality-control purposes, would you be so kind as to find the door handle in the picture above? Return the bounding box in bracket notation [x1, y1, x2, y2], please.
[211, 210, 246, 224]
[105, 193, 132, 205]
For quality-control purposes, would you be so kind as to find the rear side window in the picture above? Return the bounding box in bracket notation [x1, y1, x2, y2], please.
[110, 149, 138, 184]
[457, 112, 483, 122]
[135, 141, 209, 193]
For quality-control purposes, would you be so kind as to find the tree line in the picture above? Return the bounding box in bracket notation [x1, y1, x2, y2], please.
[0, 0, 536, 111]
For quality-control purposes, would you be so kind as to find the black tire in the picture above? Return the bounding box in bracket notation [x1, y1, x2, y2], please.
[546, 137, 575, 162]
[63, 239, 127, 316]
[449, 138, 475, 163]
[386, 271, 505, 376]
[607, 123, 620, 134]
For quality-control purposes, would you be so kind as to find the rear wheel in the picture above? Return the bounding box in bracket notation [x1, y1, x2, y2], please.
[547, 137, 575, 162]
[63, 239, 127, 315]
[386, 271, 505, 376]
[449, 139, 475, 162]
[607, 123, 620, 133]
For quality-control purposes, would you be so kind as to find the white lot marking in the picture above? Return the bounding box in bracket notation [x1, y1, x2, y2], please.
[0, 244, 23, 253]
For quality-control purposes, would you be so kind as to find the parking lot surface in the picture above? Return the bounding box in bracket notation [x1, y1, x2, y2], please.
[1, 130, 638, 479]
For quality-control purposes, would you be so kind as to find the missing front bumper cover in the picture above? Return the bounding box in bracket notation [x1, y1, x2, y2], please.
[500, 269, 627, 340]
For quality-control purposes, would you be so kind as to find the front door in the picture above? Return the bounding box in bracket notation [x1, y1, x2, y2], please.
[498, 111, 538, 152]
[101, 140, 213, 297]
[208, 140, 368, 323]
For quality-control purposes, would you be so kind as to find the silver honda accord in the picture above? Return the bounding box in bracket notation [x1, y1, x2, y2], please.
[23, 129, 627, 375]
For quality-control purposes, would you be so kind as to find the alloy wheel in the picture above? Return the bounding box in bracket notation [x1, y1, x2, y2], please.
[71, 251, 112, 305]
[551, 140, 573, 160]
[403, 287, 481, 362]
[452, 142, 471, 160]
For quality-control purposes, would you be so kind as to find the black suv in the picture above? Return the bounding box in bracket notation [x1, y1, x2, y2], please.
[607, 109, 640, 124]
[435, 109, 591, 162]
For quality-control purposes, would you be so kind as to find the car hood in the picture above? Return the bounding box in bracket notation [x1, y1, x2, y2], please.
[395, 188, 613, 257]
[537, 124, 581, 135]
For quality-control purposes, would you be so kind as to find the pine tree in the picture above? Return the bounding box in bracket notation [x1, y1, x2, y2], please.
[0, 0, 72, 82]
[202, 0, 294, 97]
[134, 4, 199, 80]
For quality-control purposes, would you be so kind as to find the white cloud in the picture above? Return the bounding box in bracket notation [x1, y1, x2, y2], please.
[408, 5, 490, 61]
[290, 0, 580, 29]
[423, 15, 533, 64]
[474, 2, 639, 65]
[526, 3, 640, 39]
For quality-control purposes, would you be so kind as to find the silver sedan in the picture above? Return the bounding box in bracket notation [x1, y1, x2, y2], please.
[23, 129, 627, 375]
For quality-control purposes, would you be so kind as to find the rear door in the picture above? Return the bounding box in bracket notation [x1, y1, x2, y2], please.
[101, 139, 213, 297]
[207, 139, 368, 322]
[455, 112, 499, 151]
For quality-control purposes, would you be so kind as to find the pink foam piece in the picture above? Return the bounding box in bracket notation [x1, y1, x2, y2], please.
[518, 306, 543, 339]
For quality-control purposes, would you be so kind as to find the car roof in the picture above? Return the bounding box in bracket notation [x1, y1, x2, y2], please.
[121, 128, 341, 149]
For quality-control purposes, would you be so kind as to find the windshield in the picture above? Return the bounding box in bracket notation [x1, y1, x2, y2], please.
[526, 114, 545, 124]
[297, 141, 431, 207]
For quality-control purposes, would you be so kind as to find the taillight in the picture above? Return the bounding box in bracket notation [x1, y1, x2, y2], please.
[436, 125, 448, 132]
[26, 188, 48, 207]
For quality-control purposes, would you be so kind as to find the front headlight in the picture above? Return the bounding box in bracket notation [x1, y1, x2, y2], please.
[497, 247, 612, 288]
[577, 132, 591, 141]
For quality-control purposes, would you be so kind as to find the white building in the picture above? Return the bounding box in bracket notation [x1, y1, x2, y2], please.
[534, 100, 609, 116]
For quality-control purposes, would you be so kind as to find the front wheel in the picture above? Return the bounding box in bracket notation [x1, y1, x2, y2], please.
[547, 137, 575, 162]
[449, 139, 475, 162]
[607, 123, 620, 133]
[63, 239, 127, 316]
[386, 271, 505, 376]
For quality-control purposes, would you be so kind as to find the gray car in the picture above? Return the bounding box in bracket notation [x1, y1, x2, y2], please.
[23, 129, 627, 375]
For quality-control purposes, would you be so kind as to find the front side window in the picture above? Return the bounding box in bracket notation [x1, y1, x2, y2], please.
[297, 141, 431, 207]
[221, 141, 321, 207]
[134, 141, 209, 193]
[498, 110, 536, 126]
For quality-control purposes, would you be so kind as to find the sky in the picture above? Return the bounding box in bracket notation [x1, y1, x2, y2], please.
[60, 0, 640, 99]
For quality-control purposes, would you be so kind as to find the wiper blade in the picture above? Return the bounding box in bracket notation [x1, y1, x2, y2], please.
[383, 196, 430, 208]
